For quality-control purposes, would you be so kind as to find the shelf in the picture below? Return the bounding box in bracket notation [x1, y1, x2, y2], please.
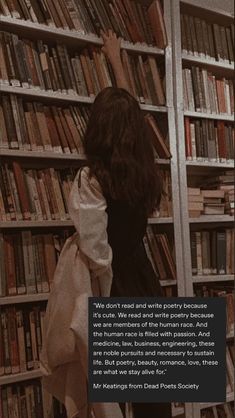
[0, 15, 164, 56]
[0, 149, 86, 160]
[184, 111, 234, 121]
[199, 392, 234, 410]
[0, 218, 173, 228]
[160, 279, 177, 286]
[0, 85, 167, 113]
[189, 215, 234, 224]
[0, 293, 49, 305]
[148, 217, 173, 224]
[0, 149, 170, 166]
[182, 52, 235, 71]
[192, 275, 234, 283]
[0, 369, 43, 386]
[0, 220, 74, 228]
[186, 160, 234, 169]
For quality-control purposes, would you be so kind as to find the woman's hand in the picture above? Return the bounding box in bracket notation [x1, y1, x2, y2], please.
[100, 29, 131, 93]
[100, 29, 122, 66]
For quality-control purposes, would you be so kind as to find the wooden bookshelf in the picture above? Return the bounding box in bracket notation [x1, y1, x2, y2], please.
[172, 1, 234, 417]
[199, 392, 234, 410]
[0, 1, 234, 418]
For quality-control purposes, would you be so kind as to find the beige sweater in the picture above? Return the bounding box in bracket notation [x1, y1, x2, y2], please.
[40, 167, 123, 418]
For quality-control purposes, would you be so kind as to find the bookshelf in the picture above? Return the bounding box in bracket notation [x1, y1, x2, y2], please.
[172, 1, 234, 418]
[0, 1, 234, 417]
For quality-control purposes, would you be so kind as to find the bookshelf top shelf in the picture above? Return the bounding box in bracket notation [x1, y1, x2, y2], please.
[181, 53, 235, 72]
[0, 15, 165, 56]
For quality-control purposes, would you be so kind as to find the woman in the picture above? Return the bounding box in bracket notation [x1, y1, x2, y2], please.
[40, 31, 171, 418]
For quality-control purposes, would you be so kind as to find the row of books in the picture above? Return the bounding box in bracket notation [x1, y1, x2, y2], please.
[0, 94, 89, 153]
[0, 305, 45, 375]
[181, 14, 234, 63]
[201, 402, 234, 418]
[183, 67, 234, 115]
[0, 0, 167, 48]
[0, 31, 166, 105]
[144, 227, 176, 281]
[0, 231, 70, 297]
[0, 163, 173, 223]
[190, 229, 234, 275]
[195, 284, 234, 338]
[184, 118, 234, 162]
[188, 187, 234, 217]
[0, 95, 171, 159]
[0, 380, 66, 418]
[0, 163, 77, 221]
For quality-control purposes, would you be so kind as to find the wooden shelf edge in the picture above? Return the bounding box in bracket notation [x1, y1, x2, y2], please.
[0, 15, 164, 55]
[0, 370, 43, 386]
[0, 149, 86, 160]
[184, 111, 234, 121]
[0, 220, 74, 228]
[181, 53, 235, 71]
[186, 160, 234, 168]
[189, 215, 234, 223]
[0, 85, 167, 113]
[192, 275, 234, 283]
[0, 294, 49, 305]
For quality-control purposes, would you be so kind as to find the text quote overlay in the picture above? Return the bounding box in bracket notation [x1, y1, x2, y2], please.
[89, 298, 226, 402]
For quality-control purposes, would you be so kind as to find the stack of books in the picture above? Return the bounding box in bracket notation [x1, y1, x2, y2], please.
[181, 13, 234, 63]
[188, 187, 203, 217]
[190, 229, 234, 275]
[0, 230, 70, 297]
[200, 172, 234, 216]
[0, 0, 168, 48]
[201, 189, 225, 215]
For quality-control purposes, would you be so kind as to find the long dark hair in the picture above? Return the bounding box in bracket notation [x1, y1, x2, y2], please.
[83, 87, 163, 216]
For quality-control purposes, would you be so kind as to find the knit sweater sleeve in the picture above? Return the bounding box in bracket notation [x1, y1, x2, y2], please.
[68, 166, 113, 287]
